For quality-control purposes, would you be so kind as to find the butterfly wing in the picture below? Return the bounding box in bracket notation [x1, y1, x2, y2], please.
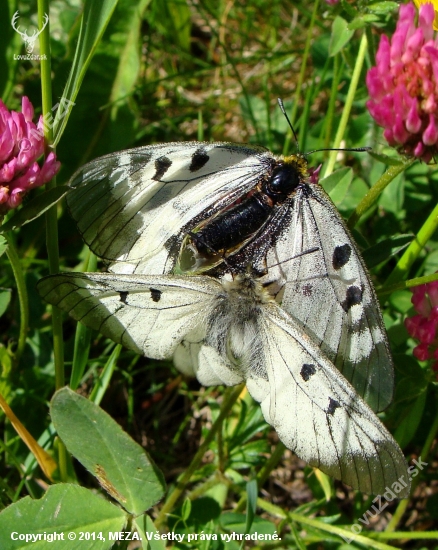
[67, 142, 271, 274]
[37, 273, 221, 360]
[195, 345, 246, 386]
[173, 335, 245, 385]
[258, 183, 393, 413]
[245, 302, 409, 497]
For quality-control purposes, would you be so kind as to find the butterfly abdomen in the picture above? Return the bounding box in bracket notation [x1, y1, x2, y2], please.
[193, 195, 273, 256]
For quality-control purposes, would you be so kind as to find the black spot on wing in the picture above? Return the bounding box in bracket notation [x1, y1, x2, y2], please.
[119, 291, 128, 304]
[152, 156, 172, 181]
[150, 288, 162, 302]
[190, 148, 209, 172]
[333, 243, 352, 270]
[327, 397, 341, 415]
[302, 284, 312, 296]
[300, 363, 316, 381]
[341, 285, 363, 312]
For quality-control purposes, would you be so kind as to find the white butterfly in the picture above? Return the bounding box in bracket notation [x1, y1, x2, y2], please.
[67, 140, 392, 413]
[37, 270, 410, 497]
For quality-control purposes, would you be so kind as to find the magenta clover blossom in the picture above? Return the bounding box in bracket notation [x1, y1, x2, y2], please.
[405, 278, 438, 376]
[0, 96, 60, 213]
[367, 2, 438, 162]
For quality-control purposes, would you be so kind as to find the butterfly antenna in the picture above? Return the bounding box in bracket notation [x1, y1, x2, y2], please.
[277, 98, 300, 154]
[306, 146, 372, 155]
[277, 98, 371, 156]
[267, 246, 319, 270]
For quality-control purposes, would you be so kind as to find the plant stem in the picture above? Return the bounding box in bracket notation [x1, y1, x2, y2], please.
[324, 54, 341, 151]
[70, 252, 97, 389]
[39, 4, 52, 121]
[384, 200, 438, 287]
[323, 31, 368, 178]
[38, 0, 67, 481]
[5, 234, 28, 365]
[347, 157, 415, 229]
[378, 272, 438, 296]
[155, 384, 243, 528]
[39, 0, 64, 387]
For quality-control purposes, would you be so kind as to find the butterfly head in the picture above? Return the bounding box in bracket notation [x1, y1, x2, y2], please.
[272, 154, 309, 195]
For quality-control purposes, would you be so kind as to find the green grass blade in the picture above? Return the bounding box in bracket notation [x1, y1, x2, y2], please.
[52, 0, 119, 146]
[89, 345, 122, 406]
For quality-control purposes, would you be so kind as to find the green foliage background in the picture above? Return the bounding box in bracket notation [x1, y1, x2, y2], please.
[0, 0, 437, 548]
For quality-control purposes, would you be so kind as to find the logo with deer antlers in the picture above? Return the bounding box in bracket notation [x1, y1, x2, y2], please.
[11, 11, 49, 54]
